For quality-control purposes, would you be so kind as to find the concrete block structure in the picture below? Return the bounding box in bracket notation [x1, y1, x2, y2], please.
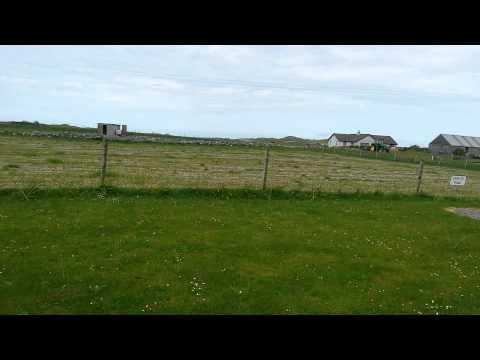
[97, 123, 127, 137]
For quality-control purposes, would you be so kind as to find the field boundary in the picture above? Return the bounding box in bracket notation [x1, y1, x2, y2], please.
[2, 133, 480, 198]
[1, 186, 479, 203]
[2, 129, 480, 173]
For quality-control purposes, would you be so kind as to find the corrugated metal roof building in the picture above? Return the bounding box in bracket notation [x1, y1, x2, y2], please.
[429, 134, 480, 157]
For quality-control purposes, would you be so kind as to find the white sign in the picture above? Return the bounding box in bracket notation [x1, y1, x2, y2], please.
[450, 176, 467, 186]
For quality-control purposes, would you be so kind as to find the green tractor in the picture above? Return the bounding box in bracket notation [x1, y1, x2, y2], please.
[369, 143, 390, 153]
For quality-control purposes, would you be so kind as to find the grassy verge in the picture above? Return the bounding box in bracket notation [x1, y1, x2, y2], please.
[1, 189, 480, 314]
[0, 186, 478, 203]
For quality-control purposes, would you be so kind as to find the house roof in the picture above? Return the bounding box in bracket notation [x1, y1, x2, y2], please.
[98, 123, 121, 127]
[330, 133, 365, 143]
[371, 135, 398, 146]
[330, 133, 398, 145]
[439, 134, 480, 148]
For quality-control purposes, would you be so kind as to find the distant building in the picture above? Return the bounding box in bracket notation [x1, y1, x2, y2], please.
[328, 133, 398, 149]
[429, 134, 480, 157]
[97, 123, 127, 137]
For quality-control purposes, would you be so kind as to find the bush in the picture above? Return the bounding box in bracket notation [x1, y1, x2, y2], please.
[2, 164, 20, 170]
[453, 148, 466, 157]
[47, 158, 63, 164]
[408, 145, 429, 152]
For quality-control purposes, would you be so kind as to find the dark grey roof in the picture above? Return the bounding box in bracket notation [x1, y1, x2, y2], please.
[330, 133, 398, 145]
[330, 133, 366, 142]
[439, 134, 480, 148]
[371, 135, 398, 146]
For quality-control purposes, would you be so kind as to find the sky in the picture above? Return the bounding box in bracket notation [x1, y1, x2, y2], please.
[1, 45, 480, 146]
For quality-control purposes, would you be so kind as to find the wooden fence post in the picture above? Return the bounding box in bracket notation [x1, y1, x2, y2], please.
[101, 136, 109, 186]
[262, 145, 270, 191]
[416, 160, 424, 193]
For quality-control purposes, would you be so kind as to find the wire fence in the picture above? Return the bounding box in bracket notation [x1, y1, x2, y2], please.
[320, 145, 480, 171]
[1, 134, 480, 198]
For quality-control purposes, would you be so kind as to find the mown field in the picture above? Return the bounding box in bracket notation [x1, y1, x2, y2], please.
[1, 189, 480, 314]
[1, 135, 479, 198]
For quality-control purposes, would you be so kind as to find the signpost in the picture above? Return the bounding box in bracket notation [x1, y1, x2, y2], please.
[450, 176, 467, 186]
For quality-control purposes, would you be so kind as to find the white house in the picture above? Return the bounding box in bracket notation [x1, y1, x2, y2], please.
[328, 133, 398, 149]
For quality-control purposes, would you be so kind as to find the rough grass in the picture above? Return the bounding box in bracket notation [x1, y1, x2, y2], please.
[1, 135, 480, 198]
[1, 189, 480, 314]
[47, 158, 63, 164]
[2, 164, 20, 170]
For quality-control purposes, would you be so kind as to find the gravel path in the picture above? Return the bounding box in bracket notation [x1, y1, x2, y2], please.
[451, 208, 480, 220]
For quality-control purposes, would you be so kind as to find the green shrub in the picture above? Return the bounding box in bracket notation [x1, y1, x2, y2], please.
[2, 164, 20, 170]
[453, 148, 466, 157]
[47, 158, 63, 164]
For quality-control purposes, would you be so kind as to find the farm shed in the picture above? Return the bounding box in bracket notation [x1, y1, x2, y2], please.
[97, 123, 127, 137]
[429, 134, 480, 157]
[328, 133, 398, 149]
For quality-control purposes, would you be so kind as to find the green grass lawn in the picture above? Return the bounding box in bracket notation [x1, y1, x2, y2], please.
[1, 188, 480, 314]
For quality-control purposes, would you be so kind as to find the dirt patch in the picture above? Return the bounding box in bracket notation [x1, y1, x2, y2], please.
[445, 207, 480, 220]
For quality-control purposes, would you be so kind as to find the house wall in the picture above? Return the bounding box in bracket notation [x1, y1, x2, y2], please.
[430, 144, 480, 157]
[429, 144, 480, 156]
[106, 125, 120, 137]
[429, 135, 454, 154]
[353, 135, 375, 147]
[97, 124, 120, 137]
[430, 144, 457, 155]
[468, 148, 480, 157]
[328, 136, 343, 147]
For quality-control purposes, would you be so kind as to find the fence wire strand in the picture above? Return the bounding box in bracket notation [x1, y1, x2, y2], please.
[1, 135, 479, 198]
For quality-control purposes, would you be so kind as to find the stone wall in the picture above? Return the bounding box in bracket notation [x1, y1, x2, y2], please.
[0, 129, 327, 149]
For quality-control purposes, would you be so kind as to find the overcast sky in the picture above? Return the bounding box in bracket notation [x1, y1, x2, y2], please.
[1, 45, 480, 146]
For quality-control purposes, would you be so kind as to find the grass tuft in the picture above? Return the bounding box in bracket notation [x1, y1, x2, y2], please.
[0, 186, 473, 203]
[2, 164, 20, 170]
[47, 158, 63, 164]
